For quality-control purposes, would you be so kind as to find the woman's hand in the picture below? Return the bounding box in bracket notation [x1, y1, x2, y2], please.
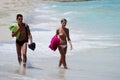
[69, 40, 72, 50]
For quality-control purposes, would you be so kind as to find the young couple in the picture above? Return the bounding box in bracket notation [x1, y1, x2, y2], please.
[12, 14, 72, 69]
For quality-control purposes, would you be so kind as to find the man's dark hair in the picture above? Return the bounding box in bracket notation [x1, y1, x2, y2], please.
[61, 18, 67, 23]
[16, 14, 23, 19]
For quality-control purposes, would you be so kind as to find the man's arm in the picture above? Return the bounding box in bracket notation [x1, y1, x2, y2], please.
[12, 28, 20, 37]
[29, 34, 32, 44]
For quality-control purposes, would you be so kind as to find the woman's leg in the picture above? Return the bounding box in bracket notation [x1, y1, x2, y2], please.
[62, 47, 67, 69]
[58, 46, 67, 69]
[58, 47, 63, 67]
[21, 43, 27, 67]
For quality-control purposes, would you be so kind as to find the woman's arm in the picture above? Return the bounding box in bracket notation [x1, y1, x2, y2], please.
[68, 40, 72, 50]
[66, 29, 72, 50]
[56, 29, 59, 35]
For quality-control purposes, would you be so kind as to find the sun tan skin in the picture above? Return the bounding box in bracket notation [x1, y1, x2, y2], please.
[56, 19, 72, 69]
[12, 14, 32, 68]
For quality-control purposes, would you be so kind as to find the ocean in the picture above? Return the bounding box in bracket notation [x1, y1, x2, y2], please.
[0, 0, 120, 80]
[27, 0, 120, 52]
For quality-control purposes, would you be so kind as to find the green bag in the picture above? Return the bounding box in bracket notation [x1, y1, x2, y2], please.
[9, 23, 20, 39]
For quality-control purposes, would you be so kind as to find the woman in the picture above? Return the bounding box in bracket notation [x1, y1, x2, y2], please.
[56, 18, 72, 69]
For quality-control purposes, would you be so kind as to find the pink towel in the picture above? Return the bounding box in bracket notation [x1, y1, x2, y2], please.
[49, 35, 60, 51]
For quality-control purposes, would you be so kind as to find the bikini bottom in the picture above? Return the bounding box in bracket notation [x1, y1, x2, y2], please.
[16, 40, 28, 46]
[59, 44, 67, 48]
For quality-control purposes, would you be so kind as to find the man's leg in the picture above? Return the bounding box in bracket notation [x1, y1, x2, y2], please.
[16, 43, 22, 65]
[21, 43, 27, 67]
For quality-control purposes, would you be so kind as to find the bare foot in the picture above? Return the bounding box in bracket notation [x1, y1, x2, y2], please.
[23, 63, 26, 68]
[64, 66, 68, 69]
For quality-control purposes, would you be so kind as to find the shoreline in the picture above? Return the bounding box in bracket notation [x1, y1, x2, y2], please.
[0, 0, 91, 43]
[1, 47, 120, 80]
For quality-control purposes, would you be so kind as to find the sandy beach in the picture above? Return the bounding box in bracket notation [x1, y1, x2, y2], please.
[0, 0, 37, 43]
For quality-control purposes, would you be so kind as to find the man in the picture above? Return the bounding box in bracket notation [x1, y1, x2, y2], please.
[12, 14, 33, 68]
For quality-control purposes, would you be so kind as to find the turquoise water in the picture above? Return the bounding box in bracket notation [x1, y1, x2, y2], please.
[27, 0, 120, 52]
[43, 0, 120, 34]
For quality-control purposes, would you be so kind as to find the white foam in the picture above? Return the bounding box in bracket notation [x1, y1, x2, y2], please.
[63, 11, 74, 15]
[69, 31, 120, 52]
